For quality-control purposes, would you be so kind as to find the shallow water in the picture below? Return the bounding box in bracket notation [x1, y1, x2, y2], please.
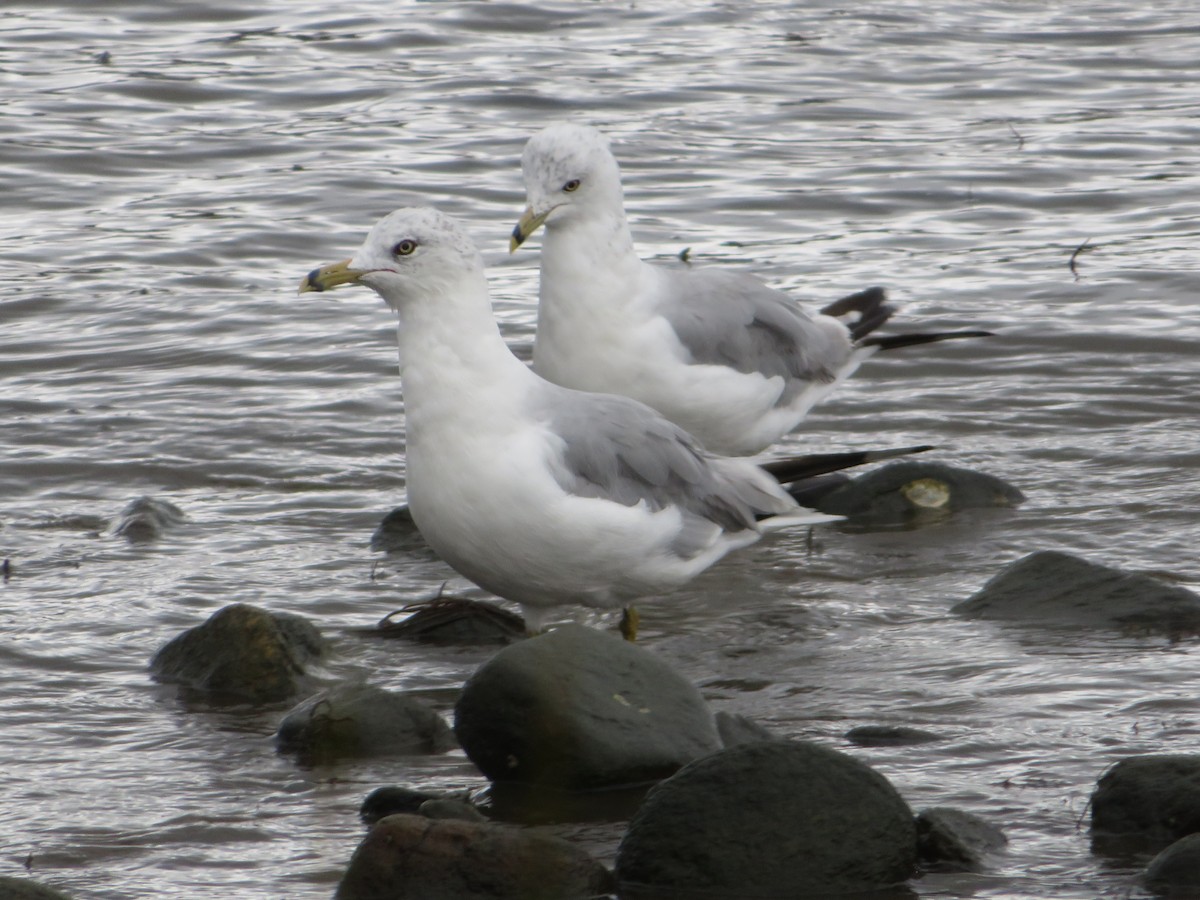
[2, 1, 1199, 897]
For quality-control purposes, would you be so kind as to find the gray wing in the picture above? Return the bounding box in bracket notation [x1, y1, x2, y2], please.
[540, 389, 788, 537]
[655, 266, 851, 392]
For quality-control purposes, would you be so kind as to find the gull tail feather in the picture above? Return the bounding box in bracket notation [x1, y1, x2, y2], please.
[862, 329, 994, 351]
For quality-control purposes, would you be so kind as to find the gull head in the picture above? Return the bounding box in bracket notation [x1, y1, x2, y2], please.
[300, 207, 484, 311]
[510, 122, 625, 252]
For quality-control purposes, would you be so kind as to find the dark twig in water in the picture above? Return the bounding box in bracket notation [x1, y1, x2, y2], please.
[1, 559, 10, 582]
[1069, 238, 1093, 280]
[1007, 121, 1025, 150]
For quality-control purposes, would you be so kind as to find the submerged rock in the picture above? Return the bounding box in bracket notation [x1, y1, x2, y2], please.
[376, 597, 525, 645]
[150, 603, 325, 704]
[953, 551, 1200, 635]
[811, 461, 1024, 525]
[334, 813, 612, 900]
[360, 786, 475, 825]
[276, 682, 455, 763]
[846, 724, 944, 747]
[369, 505, 432, 555]
[454, 624, 722, 790]
[916, 807, 1008, 872]
[615, 740, 917, 896]
[1091, 755, 1200, 853]
[0, 876, 76, 899]
[111, 495, 187, 541]
[1144, 832, 1200, 894]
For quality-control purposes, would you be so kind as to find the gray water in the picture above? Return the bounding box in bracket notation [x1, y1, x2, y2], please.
[3, 1, 1200, 897]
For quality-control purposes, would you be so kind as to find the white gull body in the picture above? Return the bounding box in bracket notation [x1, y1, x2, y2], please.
[303, 207, 835, 632]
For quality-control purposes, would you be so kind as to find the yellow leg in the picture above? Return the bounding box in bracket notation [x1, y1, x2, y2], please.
[618, 605, 640, 642]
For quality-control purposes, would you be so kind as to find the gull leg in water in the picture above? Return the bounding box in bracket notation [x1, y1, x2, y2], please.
[511, 122, 992, 456]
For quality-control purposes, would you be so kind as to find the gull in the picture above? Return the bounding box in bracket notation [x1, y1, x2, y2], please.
[511, 122, 991, 456]
[300, 207, 918, 638]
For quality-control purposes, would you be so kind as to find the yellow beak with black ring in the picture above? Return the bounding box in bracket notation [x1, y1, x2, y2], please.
[298, 258, 365, 294]
[509, 207, 550, 253]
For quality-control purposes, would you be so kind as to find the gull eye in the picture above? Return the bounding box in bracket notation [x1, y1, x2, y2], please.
[562, 179, 581, 193]
[392, 239, 418, 256]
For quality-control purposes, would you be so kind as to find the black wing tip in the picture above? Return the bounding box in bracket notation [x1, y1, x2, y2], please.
[864, 330, 994, 351]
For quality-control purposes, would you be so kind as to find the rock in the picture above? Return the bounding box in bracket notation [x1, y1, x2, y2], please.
[1091, 755, 1200, 852]
[714, 710, 779, 747]
[369, 505, 424, 553]
[953, 551, 1200, 635]
[1145, 832, 1200, 893]
[454, 624, 722, 790]
[916, 807, 1008, 872]
[275, 682, 455, 763]
[149, 603, 325, 704]
[334, 813, 612, 900]
[111, 496, 186, 541]
[418, 798, 489, 822]
[615, 740, 917, 896]
[361, 786, 472, 824]
[846, 725, 943, 747]
[0, 876, 76, 899]
[376, 597, 525, 645]
[811, 461, 1024, 524]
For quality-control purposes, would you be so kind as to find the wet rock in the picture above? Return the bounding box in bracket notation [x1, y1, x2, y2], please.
[369, 505, 431, 555]
[275, 682, 455, 763]
[334, 813, 613, 900]
[953, 551, 1200, 635]
[418, 798, 489, 822]
[811, 461, 1024, 524]
[846, 724, 943, 747]
[111, 495, 186, 541]
[615, 740, 918, 896]
[916, 807, 1008, 872]
[361, 786, 473, 824]
[1091, 755, 1200, 852]
[1144, 832, 1200, 894]
[376, 597, 525, 645]
[454, 624, 722, 790]
[714, 710, 779, 747]
[150, 603, 325, 704]
[0, 876, 76, 899]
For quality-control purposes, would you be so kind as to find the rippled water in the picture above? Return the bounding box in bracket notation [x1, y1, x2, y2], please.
[3, 1, 1199, 897]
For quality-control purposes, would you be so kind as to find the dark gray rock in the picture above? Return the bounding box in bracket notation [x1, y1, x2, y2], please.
[369, 505, 436, 556]
[276, 682, 455, 763]
[149, 603, 325, 704]
[111, 496, 186, 541]
[418, 798, 488, 822]
[361, 786, 473, 824]
[714, 710, 779, 747]
[846, 725, 943, 747]
[454, 624, 722, 790]
[916, 807, 1008, 872]
[811, 461, 1024, 524]
[953, 551, 1200, 635]
[615, 740, 918, 896]
[376, 597, 525, 645]
[334, 813, 612, 900]
[1092, 755, 1200, 852]
[1145, 832, 1200, 894]
[0, 876, 76, 899]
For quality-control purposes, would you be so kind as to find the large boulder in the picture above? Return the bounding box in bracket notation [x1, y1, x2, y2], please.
[111, 496, 187, 541]
[454, 624, 722, 790]
[615, 740, 917, 896]
[334, 813, 612, 900]
[953, 551, 1200, 635]
[150, 603, 325, 704]
[811, 461, 1024, 524]
[276, 682, 455, 763]
[1091, 755, 1200, 852]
